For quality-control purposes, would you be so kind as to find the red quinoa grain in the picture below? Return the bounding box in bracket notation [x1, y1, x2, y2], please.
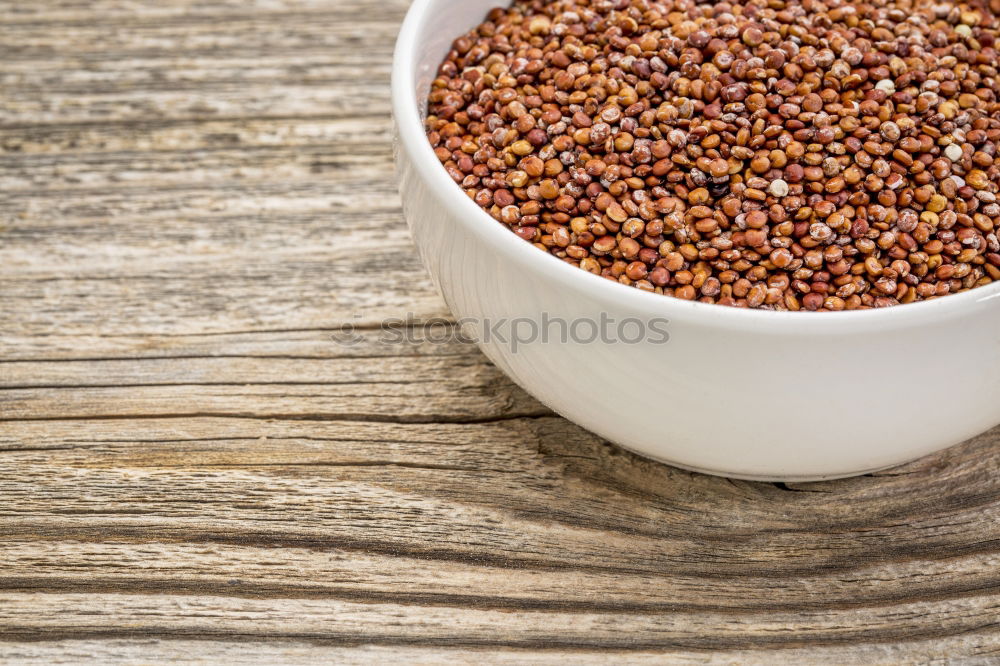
[425, 0, 1000, 310]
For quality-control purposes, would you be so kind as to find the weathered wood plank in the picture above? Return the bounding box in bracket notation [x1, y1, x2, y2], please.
[3, 416, 1000, 575]
[2, 591, 1000, 650]
[0, 0, 403, 24]
[0, 116, 388, 154]
[2, 639, 997, 666]
[0, 327, 462, 361]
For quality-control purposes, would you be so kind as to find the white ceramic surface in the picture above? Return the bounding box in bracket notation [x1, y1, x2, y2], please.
[391, 0, 1000, 481]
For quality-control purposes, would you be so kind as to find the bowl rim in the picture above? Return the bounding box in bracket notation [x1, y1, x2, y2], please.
[391, 0, 1000, 332]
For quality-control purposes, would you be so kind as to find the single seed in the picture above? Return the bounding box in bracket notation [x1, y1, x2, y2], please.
[967, 170, 990, 190]
[507, 171, 528, 188]
[875, 79, 896, 94]
[528, 15, 551, 35]
[768, 179, 789, 198]
[880, 122, 901, 142]
[709, 158, 730, 178]
[511, 140, 533, 156]
[926, 195, 947, 213]
[961, 11, 981, 25]
[770, 248, 794, 269]
[538, 179, 560, 199]
[606, 203, 628, 223]
[746, 210, 768, 229]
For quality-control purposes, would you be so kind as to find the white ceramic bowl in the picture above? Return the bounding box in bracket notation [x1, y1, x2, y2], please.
[392, 0, 1000, 480]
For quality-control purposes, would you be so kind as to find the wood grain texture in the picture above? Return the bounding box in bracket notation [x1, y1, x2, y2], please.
[3, 0, 1000, 663]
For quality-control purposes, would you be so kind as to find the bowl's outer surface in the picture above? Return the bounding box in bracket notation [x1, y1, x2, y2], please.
[393, 0, 1000, 480]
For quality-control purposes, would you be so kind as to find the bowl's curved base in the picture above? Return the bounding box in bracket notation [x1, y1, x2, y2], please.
[615, 443, 910, 482]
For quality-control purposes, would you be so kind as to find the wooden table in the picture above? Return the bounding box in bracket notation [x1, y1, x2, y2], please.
[3, 1, 1000, 662]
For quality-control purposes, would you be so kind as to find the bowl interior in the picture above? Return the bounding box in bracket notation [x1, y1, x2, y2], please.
[392, 0, 1000, 333]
